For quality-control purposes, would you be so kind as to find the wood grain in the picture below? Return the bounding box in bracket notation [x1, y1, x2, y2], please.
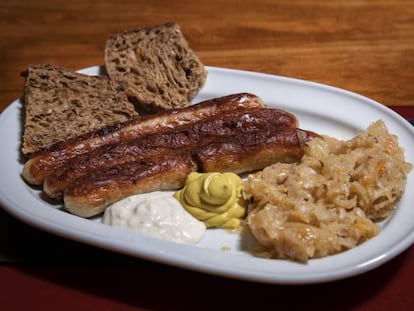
[1, 0, 413, 111]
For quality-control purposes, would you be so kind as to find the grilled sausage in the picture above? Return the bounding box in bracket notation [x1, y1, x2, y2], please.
[44, 107, 299, 199]
[23, 93, 268, 185]
[64, 153, 197, 218]
[194, 128, 320, 173]
[62, 128, 318, 218]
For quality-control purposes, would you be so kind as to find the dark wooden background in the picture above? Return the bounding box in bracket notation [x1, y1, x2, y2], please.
[1, 0, 413, 111]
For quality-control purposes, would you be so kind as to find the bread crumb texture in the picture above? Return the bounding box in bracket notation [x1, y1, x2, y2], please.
[22, 64, 138, 155]
[105, 22, 207, 111]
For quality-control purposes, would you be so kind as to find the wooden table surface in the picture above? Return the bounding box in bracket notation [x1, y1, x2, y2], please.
[1, 1, 413, 310]
[1, 0, 414, 111]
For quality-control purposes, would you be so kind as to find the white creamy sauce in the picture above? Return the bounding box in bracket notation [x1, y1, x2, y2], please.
[102, 191, 206, 244]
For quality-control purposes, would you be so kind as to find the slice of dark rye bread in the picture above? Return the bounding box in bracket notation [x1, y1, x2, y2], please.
[105, 22, 207, 112]
[21, 64, 138, 156]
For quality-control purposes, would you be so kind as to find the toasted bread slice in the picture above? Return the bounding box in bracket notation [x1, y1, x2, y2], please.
[105, 22, 207, 112]
[21, 64, 138, 156]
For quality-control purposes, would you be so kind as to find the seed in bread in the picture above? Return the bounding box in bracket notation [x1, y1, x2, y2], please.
[21, 64, 138, 156]
[105, 22, 207, 112]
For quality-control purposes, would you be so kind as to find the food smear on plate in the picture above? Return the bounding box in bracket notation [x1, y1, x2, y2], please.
[243, 120, 412, 263]
[102, 191, 206, 245]
[174, 172, 247, 229]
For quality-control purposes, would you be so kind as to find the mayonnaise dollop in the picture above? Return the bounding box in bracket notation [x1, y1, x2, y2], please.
[102, 191, 206, 245]
[174, 172, 247, 229]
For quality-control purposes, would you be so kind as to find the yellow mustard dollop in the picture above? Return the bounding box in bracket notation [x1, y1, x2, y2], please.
[174, 172, 247, 229]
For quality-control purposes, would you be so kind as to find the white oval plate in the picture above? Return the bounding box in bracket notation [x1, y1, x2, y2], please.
[1, 66, 413, 284]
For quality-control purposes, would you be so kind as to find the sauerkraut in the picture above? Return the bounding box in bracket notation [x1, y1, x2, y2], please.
[243, 120, 412, 262]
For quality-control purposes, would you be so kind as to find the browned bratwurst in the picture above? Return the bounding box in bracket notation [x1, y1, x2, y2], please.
[63, 127, 318, 218]
[22, 93, 268, 185]
[43, 107, 298, 199]
[194, 128, 319, 173]
[64, 153, 198, 218]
